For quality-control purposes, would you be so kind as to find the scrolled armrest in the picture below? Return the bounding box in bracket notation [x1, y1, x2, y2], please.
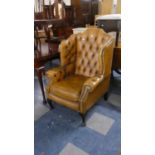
[46, 66, 65, 84]
[79, 75, 104, 103]
[83, 75, 104, 92]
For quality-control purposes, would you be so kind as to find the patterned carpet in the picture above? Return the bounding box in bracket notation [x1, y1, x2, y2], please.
[34, 97, 121, 155]
[34, 60, 121, 155]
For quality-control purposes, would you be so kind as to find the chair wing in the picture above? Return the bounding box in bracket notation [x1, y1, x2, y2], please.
[59, 34, 77, 76]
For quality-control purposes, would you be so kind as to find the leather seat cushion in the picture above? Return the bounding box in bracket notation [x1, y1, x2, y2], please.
[50, 75, 88, 102]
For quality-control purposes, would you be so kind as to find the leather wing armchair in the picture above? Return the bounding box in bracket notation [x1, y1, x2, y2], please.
[46, 28, 114, 124]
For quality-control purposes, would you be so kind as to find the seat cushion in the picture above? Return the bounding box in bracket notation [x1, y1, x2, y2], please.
[50, 75, 88, 102]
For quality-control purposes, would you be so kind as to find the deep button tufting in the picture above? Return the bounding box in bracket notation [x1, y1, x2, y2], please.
[95, 71, 98, 74]
[92, 53, 95, 58]
[74, 28, 111, 77]
[85, 52, 88, 57]
[82, 44, 85, 49]
[78, 51, 82, 57]
[86, 36, 89, 41]
[90, 45, 92, 50]
[94, 61, 97, 66]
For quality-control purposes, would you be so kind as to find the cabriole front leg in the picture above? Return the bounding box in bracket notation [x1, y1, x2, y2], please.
[104, 92, 109, 101]
[79, 113, 86, 126]
[47, 99, 54, 110]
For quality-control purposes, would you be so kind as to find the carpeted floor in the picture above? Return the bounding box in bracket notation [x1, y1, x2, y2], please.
[35, 99, 120, 155]
[34, 60, 121, 155]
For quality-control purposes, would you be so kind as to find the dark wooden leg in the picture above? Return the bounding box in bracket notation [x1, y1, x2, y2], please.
[79, 113, 86, 126]
[35, 67, 47, 105]
[47, 99, 54, 110]
[115, 31, 119, 47]
[104, 92, 109, 101]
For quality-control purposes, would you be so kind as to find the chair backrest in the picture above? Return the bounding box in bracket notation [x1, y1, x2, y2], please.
[75, 28, 111, 77]
[59, 28, 113, 77]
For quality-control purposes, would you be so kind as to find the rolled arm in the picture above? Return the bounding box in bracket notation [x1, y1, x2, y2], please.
[79, 75, 104, 103]
[46, 66, 66, 94]
[83, 75, 104, 92]
[46, 66, 65, 84]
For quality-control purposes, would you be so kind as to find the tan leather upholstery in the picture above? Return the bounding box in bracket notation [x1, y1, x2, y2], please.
[46, 28, 114, 114]
[51, 75, 88, 102]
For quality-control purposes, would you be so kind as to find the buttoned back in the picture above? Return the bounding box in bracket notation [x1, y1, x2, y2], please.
[75, 28, 111, 77]
[59, 28, 113, 77]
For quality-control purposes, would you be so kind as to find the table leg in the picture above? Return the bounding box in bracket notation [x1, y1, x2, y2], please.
[35, 66, 47, 105]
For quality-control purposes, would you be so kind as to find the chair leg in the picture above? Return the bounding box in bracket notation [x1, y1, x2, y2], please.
[79, 113, 86, 126]
[104, 92, 109, 101]
[47, 99, 54, 110]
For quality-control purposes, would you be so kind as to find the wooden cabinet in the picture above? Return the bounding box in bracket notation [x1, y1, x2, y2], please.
[71, 0, 99, 26]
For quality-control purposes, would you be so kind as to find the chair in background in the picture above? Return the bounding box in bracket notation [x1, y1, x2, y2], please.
[34, 25, 60, 104]
[46, 28, 114, 125]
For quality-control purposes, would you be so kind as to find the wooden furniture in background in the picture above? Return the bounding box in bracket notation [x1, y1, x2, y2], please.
[113, 43, 121, 73]
[44, 3, 74, 25]
[34, 19, 73, 104]
[96, 15, 121, 46]
[34, 0, 74, 26]
[34, 22, 60, 104]
[71, 0, 99, 26]
[34, 0, 45, 19]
